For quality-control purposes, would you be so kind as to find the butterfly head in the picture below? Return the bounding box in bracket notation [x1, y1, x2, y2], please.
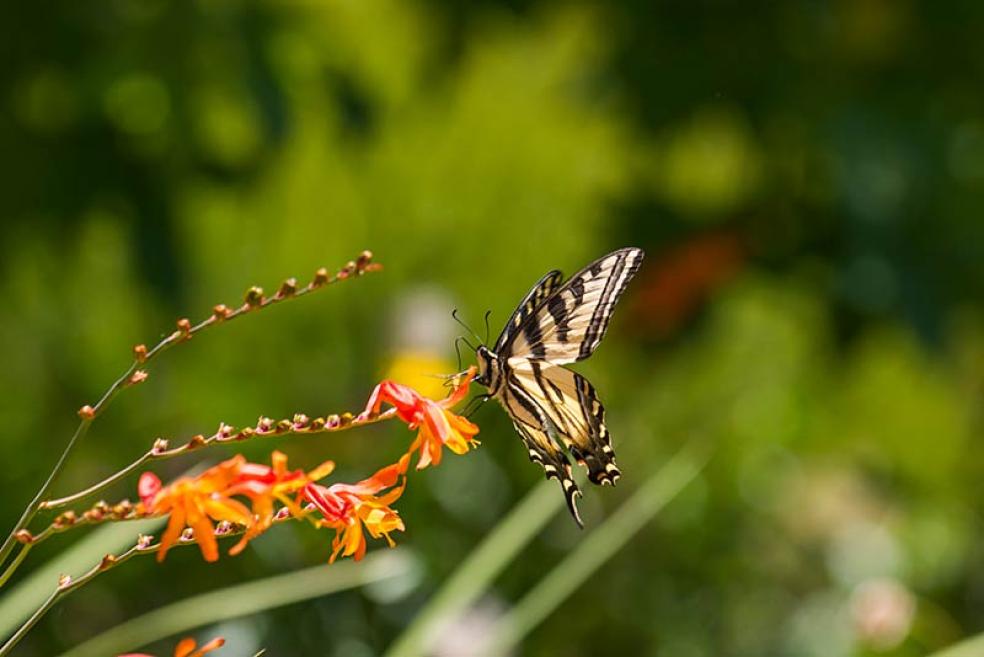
[474, 344, 500, 392]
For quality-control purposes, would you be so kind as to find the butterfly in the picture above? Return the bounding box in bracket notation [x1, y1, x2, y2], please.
[472, 247, 644, 526]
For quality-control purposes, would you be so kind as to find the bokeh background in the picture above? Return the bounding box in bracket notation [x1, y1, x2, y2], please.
[1, 1, 983, 655]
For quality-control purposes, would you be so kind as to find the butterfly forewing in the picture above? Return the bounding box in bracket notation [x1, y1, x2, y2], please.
[494, 270, 564, 353]
[507, 247, 644, 364]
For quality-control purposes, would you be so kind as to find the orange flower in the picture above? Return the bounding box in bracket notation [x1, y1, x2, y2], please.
[303, 457, 408, 563]
[140, 452, 334, 562]
[360, 366, 480, 469]
[223, 450, 334, 555]
[141, 457, 254, 563]
[119, 635, 225, 657]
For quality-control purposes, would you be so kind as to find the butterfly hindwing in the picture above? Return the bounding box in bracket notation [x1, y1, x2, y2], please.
[503, 379, 584, 526]
[509, 359, 620, 486]
[507, 247, 644, 364]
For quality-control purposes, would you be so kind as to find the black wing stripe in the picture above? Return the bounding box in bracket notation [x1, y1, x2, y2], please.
[494, 270, 563, 353]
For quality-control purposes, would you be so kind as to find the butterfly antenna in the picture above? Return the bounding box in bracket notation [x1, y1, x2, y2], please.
[452, 308, 484, 345]
[483, 310, 493, 345]
[454, 336, 470, 372]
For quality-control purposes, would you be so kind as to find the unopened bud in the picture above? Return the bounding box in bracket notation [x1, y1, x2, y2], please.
[310, 417, 326, 431]
[275, 419, 291, 433]
[212, 304, 231, 320]
[127, 370, 148, 386]
[293, 414, 310, 429]
[237, 427, 255, 440]
[217, 423, 234, 438]
[133, 344, 148, 362]
[84, 508, 104, 522]
[215, 520, 233, 535]
[257, 417, 274, 433]
[312, 267, 330, 287]
[244, 286, 264, 307]
[277, 277, 297, 298]
[58, 574, 72, 588]
[112, 500, 133, 518]
[176, 318, 192, 334]
[181, 527, 195, 541]
[14, 529, 34, 544]
[152, 437, 169, 453]
[78, 405, 96, 420]
[187, 434, 207, 449]
[356, 250, 373, 270]
[100, 554, 117, 570]
[137, 534, 153, 549]
[54, 510, 78, 527]
[326, 414, 341, 429]
[339, 412, 353, 426]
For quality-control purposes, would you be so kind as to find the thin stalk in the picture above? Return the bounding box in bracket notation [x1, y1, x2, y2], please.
[0, 252, 380, 570]
[0, 545, 31, 589]
[41, 408, 397, 512]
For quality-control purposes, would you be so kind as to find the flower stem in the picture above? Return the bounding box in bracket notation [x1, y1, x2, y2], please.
[0, 252, 380, 576]
[40, 408, 397, 513]
[0, 545, 31, 589]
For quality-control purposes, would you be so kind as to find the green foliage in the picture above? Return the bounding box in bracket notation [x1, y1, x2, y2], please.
[0, 0, 981, 655]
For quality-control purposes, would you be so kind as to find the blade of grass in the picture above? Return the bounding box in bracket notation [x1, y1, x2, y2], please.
[383, 476, 567, 657]
[925, 634, 984, 657]
[488, 441, 709, 653]
[58, 549, 413, 657]
[0, 518, 164, 639]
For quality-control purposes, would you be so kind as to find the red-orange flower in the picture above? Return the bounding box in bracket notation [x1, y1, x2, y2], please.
[303, 456, 408, 563]
[140, 457, 254, 563]
[223, 450, 334, 555]
[360, 366, 480, 469]
[140, 451, 334, 562]
[119, 635, 225, 657]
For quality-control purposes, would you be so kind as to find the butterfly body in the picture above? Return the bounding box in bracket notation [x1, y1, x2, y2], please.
[473, 247, 644, 526]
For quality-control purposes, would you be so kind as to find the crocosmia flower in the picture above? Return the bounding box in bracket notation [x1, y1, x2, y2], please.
[360, 366, 480, 469]
[140, 457, 254, 563]
[303, 457, 408, 562]
[119, 635, 225, 657]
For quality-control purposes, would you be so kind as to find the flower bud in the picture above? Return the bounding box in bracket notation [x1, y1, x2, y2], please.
[133, 344, 148, 362]
[212, 304, 231, 320]
[14, 529, 34, 544]
[127, 370, 149, 386]
[187, 434, 207, 449]
[100, 554, 117, 570]
[356, 250, 373, 271]
[244, 286, 264, 308]
[312, 267, 330, 287]
[275, 419, 291, 434]
[152, 437, 169, 453]
[58, 574, 72, 588]
[292, 414, 310, 429]
[311, 417, 326, 431]
[78, 405, 96, 420]
[277, 277, 298, 298]
[176, 318, 192, 334]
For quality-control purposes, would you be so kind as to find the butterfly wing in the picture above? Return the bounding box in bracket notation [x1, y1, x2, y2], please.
[500, 378, 584, 526]
[508, 359, 620, 487]
[494, 270, 564, 353]
[506, 247, 644, 364]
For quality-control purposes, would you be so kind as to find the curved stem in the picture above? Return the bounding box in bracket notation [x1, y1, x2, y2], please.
[0, 252, 380, 572]
[41, 408, 397, 513]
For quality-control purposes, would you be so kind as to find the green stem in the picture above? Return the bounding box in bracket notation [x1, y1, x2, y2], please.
[0, 545, 31, 589]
